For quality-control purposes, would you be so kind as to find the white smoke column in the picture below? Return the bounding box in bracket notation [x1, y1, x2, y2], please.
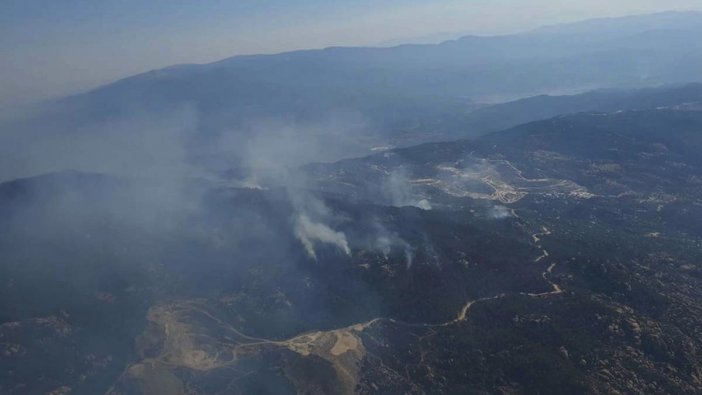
[222, 113, 369, 262]
[376, 236, 393, 259]
[404, 248, 414, 269]
[489, 205, 513, 219]
[372, 219, 415, 268]
[385, 169, 432, 210]
[294, 213, 351, 260]
[415, 199, 432, 210]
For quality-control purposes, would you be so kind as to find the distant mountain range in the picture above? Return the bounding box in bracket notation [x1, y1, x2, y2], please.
[57, 11, 702, 113]
[2, 11, 702, 180]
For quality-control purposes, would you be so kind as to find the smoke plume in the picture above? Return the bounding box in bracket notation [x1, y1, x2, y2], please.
[294, 213, 351, 260]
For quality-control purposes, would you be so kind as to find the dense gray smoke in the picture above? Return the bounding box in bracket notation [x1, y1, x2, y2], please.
[384, 170, 432, 210]
[0, 97, 380, 278]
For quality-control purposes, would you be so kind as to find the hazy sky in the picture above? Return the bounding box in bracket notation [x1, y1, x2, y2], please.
[2, 0, 702, 107]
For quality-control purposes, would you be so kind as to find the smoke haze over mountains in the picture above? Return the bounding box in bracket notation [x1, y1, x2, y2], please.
[3, 8, 702, 395]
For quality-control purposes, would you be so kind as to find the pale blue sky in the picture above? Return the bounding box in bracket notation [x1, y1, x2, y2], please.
[2, 0, 702, 106]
